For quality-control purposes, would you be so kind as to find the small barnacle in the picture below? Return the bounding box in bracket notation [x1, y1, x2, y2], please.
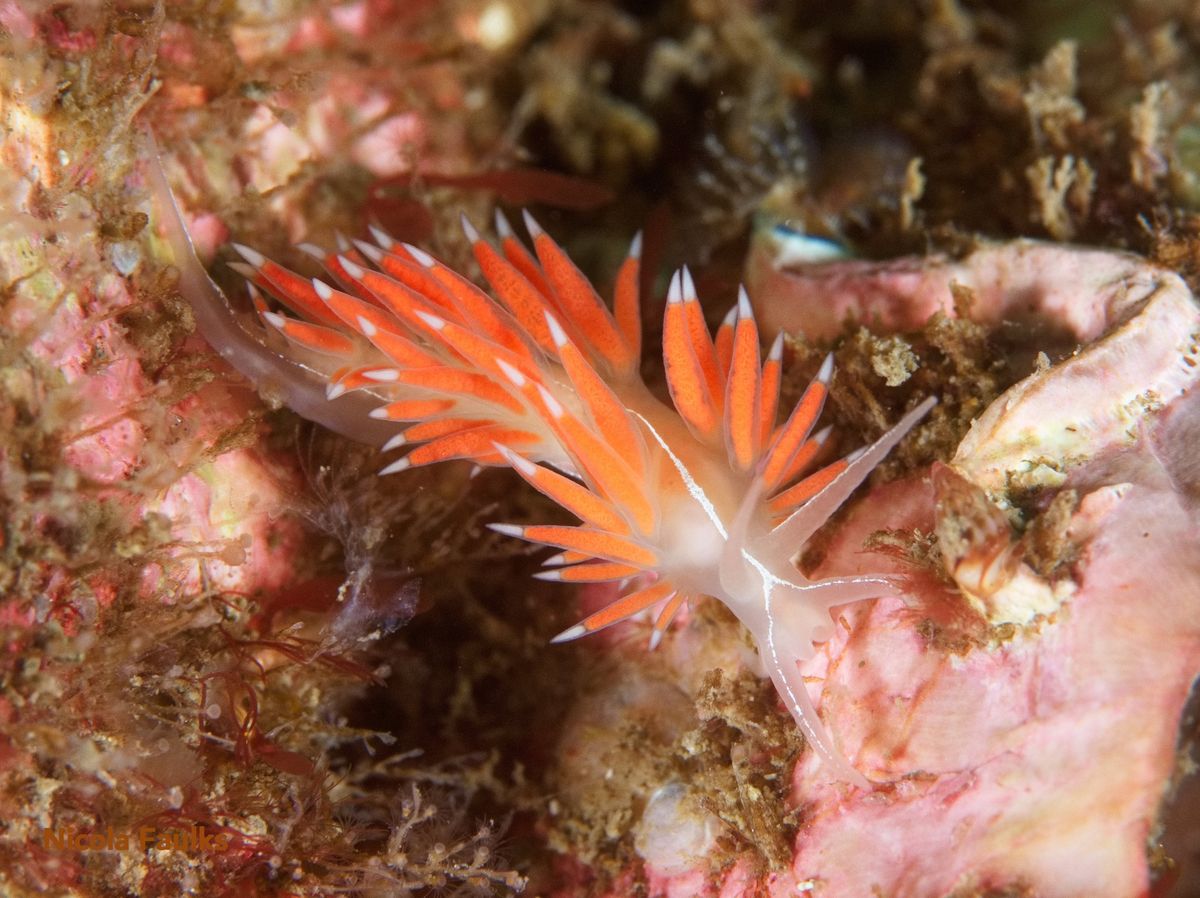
[683, 112, 813, 258]
[933, 461, 1023, 600]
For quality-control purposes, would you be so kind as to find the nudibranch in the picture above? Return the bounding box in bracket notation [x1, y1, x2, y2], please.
[227, 213, 934, 787]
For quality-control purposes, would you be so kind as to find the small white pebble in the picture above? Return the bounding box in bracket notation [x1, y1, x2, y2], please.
[634, 782, 723, 875]
[476, 1, 517, 50]
[110, 241, 141, 276]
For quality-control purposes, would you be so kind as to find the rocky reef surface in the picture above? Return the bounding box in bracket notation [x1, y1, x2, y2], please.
[2, 2, 1200, 897]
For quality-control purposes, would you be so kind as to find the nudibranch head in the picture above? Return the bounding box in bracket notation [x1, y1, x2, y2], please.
[230, 212, 934, 787]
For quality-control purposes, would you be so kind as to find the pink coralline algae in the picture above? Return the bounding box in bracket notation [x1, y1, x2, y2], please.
[1, 155, 308, 612]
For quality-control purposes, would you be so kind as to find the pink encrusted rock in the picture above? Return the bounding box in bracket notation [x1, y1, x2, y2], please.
[152, 0, 474, 255]
[589, 241, 1200, 897]
[745, 231, 1178, 345]
[790, 472, 1198, 897]
[140, 411, 309, 597]
[0, 118, 309, 611]
[953, 272, 1199, 497]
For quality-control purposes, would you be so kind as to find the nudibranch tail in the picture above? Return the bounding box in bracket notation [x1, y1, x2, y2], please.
[228, 212, 936, 785]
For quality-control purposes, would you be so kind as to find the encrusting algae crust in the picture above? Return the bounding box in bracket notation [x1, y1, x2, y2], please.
[3, 2, 1200, 898]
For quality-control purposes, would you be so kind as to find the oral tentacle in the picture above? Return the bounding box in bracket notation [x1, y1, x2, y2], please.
[775, 573, 901, 608]
[760, 620, 872, 789]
